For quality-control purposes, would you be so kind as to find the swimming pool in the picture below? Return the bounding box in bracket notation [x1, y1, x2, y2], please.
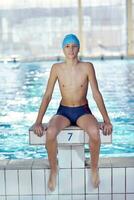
[0, 59, 134, 159]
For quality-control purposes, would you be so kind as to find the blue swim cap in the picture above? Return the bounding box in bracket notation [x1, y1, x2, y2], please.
[62, 34, 80, 49]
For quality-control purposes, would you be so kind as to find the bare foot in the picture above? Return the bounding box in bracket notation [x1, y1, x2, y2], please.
[91, 169, 100, 188]
[48, 171, 57, 191]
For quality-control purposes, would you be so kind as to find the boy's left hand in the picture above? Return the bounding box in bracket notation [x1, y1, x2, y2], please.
[100, 122, 113, 135]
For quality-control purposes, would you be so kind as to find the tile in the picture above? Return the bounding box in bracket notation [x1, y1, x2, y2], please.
[86, 158, 112, 168]
[6, 170, 18, 195]
[32, 159, 49, 169]
[72, 146, 85, 168]
[0, 170, 5, 195]
[19, 170, 32, 195]
[86, 195, 98, 200]
[32, 169, 45, 195]
[58, 146, 71, 168]
[59, 195, 72, 200]
[113, 194, 125, 200]
[7, 159, 33, 169]
[45, 169, 58, 195]
[0, 160, 9, 169]
[0, 197, 6, 200]
[85, 169, 98, 194]
[72, 169, 85, 194]
[126, 194, 134, 200]
[113, 168, 125, 193]
[126, 168, 134, 193]
[98, 158, 112, 168]
[110, 158, 134, 167]
[6, 196, 19, 200]
[46, 195, 59, 200]
[59, 169, 71, 194]
[99, 194, 111, 200]
[99, 168, 111, 193]
[32, 195, 46, 200]
[20, 196, 32, 200]
[73, 195, 85, 200]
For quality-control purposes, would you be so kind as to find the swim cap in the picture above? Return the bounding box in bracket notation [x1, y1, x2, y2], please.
[62, 34, 80, 49]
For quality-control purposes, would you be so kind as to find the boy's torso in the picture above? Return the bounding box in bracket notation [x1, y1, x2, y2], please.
[55, 61, 91, 107]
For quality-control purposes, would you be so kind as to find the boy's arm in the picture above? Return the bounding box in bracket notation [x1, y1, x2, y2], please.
[87, 63, 112, 135]
[34, 64, 58, 135]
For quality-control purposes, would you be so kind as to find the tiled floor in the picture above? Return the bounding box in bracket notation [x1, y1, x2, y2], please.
[0, 194, 134, 200]
[0, 158, 134, 200]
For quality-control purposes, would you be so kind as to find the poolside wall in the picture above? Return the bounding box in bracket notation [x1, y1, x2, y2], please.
[0, 158, 134, 200]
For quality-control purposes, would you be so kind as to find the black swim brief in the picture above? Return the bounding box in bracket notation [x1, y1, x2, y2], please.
[56, 104, 92, 125]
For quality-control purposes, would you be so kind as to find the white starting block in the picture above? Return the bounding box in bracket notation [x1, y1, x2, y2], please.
[29, 123, 112, 195]
[29, 123, 112, 169]
[29, 123, 112, 145]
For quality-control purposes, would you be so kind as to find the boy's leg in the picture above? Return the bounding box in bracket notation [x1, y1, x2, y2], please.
[76, 114, 101, 188]
[46, 115, 70, 191]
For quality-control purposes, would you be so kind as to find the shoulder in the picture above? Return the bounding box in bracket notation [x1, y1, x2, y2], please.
[80, 61, 95, 73]
[82, 61, 94, 68]
[49, 62, 65, 78]
[51, 62, 64, 71]
[50, 63, 60, 75]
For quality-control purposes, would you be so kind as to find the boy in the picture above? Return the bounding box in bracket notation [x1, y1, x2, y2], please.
[34, 34, 112, 191]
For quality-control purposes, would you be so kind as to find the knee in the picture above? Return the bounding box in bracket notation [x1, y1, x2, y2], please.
[87, 127, 100, 144]
[46, 126, 58, 142]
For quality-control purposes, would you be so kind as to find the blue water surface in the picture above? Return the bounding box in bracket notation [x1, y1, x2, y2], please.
[0, 59, 134, 159]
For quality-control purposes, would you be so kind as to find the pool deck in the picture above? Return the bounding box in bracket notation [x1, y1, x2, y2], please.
[0, 157, 134, 200]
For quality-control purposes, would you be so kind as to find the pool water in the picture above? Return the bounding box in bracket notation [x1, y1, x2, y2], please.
[0, 59, 134, 159]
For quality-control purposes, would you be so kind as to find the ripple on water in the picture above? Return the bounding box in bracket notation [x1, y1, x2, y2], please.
[0, 60, 134, 159]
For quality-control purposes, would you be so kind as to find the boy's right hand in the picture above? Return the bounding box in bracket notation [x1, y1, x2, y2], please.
[33, 123, 44, 137]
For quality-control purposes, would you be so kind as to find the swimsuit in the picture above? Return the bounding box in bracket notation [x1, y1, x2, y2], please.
[56, 104, 92, 125]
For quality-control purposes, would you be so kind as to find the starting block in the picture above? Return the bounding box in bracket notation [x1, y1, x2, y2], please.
[29, 123, 112, 145]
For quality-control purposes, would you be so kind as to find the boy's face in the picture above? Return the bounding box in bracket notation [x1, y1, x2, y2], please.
[63, 43, 79, 59]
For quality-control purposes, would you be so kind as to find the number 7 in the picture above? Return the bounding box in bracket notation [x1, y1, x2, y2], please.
[68, 132, 73, 141]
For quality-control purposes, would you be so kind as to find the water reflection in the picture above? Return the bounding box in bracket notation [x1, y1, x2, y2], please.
[0, 59, 134, 159]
